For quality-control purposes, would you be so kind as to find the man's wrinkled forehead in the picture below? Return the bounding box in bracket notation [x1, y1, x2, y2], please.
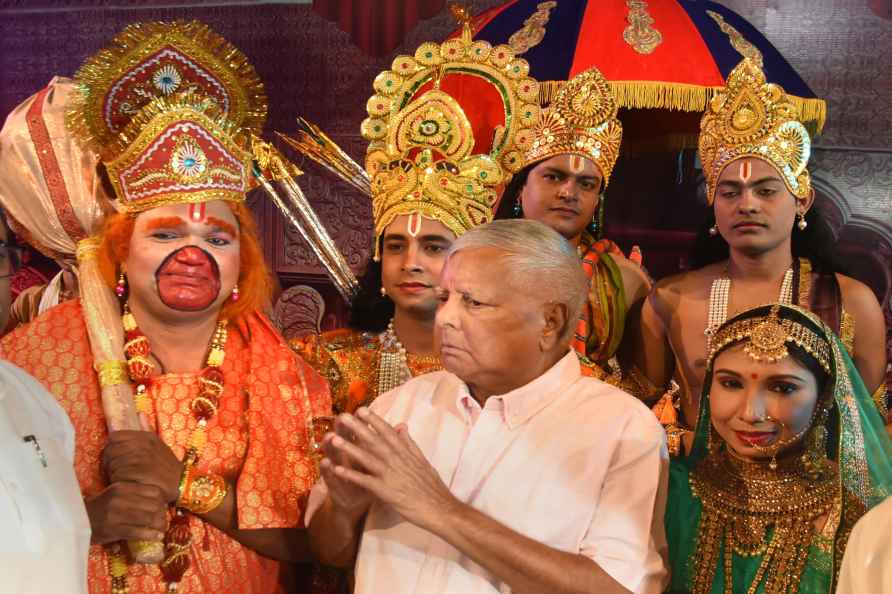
[443, 247, 505, 289]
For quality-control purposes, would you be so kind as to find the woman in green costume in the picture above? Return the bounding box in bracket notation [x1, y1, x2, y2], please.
[665, 303, 892, 594]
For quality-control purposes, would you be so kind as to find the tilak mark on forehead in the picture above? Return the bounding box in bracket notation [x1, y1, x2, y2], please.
[189, 202, 207, 223]
[569, 154, 585, 175]
[739, 160, 752, 182]
[407, 212, 422, 238]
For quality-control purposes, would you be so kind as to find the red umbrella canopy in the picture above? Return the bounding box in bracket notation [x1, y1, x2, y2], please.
[461, 0, 826, 149]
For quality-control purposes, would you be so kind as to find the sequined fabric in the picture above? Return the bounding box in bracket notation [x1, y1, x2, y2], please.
[0, 300, 331, 594]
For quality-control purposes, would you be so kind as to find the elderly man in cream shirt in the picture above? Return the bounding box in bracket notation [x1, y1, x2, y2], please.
[307, 219, 669, 594]
[836, 495, 892, 593]
[0, 213, 90, 594]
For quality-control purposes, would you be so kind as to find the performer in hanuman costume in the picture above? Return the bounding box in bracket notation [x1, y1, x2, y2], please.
[292, 13, 541, 415]
[0, 22, 330, 594]
[496, 66, 650, 378]
[630, 59, 888, 455]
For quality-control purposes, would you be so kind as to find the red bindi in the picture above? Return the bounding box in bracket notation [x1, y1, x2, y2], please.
[750, 373, 759, 380]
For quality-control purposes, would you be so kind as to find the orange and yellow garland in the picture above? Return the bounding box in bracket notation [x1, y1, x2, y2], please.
[110, 303, 230, 594]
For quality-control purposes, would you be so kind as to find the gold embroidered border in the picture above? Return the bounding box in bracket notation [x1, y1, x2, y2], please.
[26, 87, 87, 242]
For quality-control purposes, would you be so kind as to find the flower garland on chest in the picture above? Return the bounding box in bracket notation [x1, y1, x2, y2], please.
[109, 302, 229, 594]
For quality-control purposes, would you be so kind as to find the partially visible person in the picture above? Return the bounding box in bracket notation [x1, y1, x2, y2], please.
[309, 219, 669, 594]
[835, 494, 892, 593]
[292, 20, 540, 415]
[9, 262, 79, 328]
[0, 75, 114, 331]
[631, 59, 888, 455]
[495, 67, 650, 377]
[0, 209, 91, 594]
[665, 304, 892, 594]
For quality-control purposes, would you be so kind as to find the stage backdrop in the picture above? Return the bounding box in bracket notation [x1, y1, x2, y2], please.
[1, 0, 890, 382]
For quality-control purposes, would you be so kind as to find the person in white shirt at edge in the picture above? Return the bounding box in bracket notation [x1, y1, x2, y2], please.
[0, 210, 91, 594]
[306, 218, 669, 594]
[835, 494, 892, 593]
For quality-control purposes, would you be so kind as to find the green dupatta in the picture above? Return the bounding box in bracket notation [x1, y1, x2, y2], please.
[665, 304, 892, 594]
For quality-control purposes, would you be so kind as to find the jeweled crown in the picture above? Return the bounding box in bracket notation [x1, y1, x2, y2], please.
[523, 67, 623, 190]
[67, 21, 267, 158]
[361, 20, 541, 254]
[103, 95, 251, 213]
[699, 59, 812, 203]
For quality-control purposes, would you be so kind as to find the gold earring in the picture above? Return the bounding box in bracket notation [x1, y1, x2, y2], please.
[801, 407, 829, 479]
[709, 224, 719, 236]
[380, 286, 387, 297]
[797, 212, 808, 230]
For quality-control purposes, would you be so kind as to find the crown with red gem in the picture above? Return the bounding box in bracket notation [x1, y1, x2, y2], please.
[67, 20, 267, 158]
[103, 94, 251, 213]
[360, 13, 541, 256]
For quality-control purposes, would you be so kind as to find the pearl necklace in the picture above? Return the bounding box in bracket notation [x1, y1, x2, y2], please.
[706, 266, 794, 350]
[377, 319, 440, 395]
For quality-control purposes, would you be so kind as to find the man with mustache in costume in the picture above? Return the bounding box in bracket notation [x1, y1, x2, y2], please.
[0, 22, 331, 594]
[629, 59, 888, 456]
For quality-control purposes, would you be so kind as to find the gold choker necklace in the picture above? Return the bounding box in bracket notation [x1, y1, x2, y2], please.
[689, 447, 838, 594]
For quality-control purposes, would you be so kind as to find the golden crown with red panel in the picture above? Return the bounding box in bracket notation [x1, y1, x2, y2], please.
[699, 59, 812, 204]
[67, 20, 267, 158]
[360, 13, 541, 256]
[523, 67, 623, 190]
[103, 94, 252, 213]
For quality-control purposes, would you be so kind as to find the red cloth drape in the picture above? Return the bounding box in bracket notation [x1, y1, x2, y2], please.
[312, 0, 446, 56]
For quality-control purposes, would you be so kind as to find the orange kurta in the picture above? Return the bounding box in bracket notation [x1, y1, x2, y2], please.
[0, 300, 332, 594]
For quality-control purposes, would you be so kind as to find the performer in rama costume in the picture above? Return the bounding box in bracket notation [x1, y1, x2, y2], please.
[630, 59, 888, 455]
[0, 22, 331, 594]
[664, 303, 892, 594]
[495, 66, 650, 377]
[291, 12, 541, 415]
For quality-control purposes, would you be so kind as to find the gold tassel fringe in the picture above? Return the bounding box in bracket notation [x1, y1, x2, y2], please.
[539, 79, 826, 135]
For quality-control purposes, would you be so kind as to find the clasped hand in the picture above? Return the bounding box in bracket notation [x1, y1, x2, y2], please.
[320, 407, 459, 533]
[86, 430, 184, 544]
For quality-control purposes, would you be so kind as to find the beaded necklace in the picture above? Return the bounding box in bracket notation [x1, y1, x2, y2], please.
[377, 318, 441, 395]
[110, 303, 229, 594]
[705, 266, 794, 351]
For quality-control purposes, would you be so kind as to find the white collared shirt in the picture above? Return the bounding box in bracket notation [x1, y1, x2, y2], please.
[309, 351, 669, 594]
[836, 494, 892, 593]
[0, 360, 90, 594]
